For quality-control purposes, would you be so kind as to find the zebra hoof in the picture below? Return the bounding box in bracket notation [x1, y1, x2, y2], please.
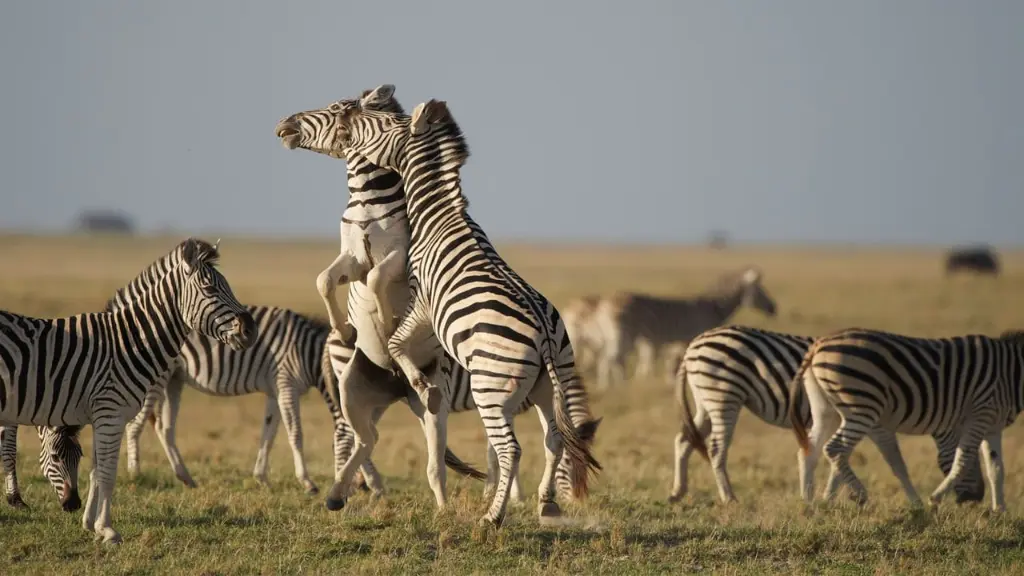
[305, 484, 320, 496]
[538, 502, 561, 518]
[325, 496, 346, 512]
[6, 494, 29, 509]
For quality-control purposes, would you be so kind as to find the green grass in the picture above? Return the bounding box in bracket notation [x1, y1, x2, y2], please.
[2, 235, 1024, 575]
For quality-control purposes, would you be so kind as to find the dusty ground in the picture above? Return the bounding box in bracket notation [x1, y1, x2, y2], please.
[1, 234, 1023, 575]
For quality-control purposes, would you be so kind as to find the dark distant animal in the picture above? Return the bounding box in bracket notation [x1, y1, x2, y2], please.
[945, 247, 1000, 276]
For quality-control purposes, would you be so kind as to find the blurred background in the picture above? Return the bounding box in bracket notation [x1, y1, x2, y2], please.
[0, 0, 1021, 246]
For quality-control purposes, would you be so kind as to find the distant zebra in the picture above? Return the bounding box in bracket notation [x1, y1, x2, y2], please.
[669, 325, 984, 504]
[562, 295, 603, 376]
[789, 328, 1024, 511]
[0, 238, 256, 544]
[277, 88, 599, 517]
[1, 424, 83, 511]
[280, 99, 601, 526]
[595, 267, 778, 390]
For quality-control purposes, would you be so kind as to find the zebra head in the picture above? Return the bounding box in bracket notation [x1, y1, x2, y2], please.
[275, 84, 404, 157]
[176, 238, 257, 351]
[36, 426, 83, 512]
[738, 267, 777, 317]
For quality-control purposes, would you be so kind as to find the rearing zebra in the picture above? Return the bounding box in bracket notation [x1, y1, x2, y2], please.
[789, 327, 1024, 511]
[289, 99, 602, 526]
[0, 238, 256, 544]
[276, 86, 599, 513]
[669, 325, 984, 504]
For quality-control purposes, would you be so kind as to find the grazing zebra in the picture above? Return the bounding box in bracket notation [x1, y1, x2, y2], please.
[789, 328, 1024, 511]
[594, 267, 777, 391]
[277, 86, 598, 513]
[669, 325, 984, 504]
[280, 98, 601, 526]
[120, 306, 378, 495]
[562, 295, 603, 376]
[1, 424, 83, 511]
[0, 238, 256, 544]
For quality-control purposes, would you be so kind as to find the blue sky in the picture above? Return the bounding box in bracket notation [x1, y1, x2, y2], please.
[1, 1, 1021, 245]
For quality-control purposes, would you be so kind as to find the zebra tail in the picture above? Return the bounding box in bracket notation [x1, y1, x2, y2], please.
[321, 342, 342, 417]
[443, 448, 487, 480]
[545, 353, 602, 500]
[677, 363, 709, 461]
[788, 343, 815, 456]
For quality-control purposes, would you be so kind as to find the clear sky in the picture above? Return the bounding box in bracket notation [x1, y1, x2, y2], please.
[0, 1, 1021, 245]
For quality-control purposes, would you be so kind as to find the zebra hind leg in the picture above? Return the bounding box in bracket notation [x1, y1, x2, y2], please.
[473, 378, 525, 527]
[153, 374, 197, 488]
[253, 396, 282, 488]
[528, 377, 564, 519]
[669, 405, 710, 503]
[1, 426, 27, 508]
[125, 385, 164, 480]
[933, 430, 986, 504]
[928, 417, 991, 508]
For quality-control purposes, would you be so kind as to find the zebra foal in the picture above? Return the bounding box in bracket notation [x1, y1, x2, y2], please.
[670, 325, 984, 504]
[280, 99, 601, 526]
[595, 267, 778, 390]
[0, 238, 255, 544]
[789, 328, 1024, 511]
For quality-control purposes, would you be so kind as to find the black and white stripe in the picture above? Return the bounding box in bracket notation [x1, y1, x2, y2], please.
[1, 424, 82, 511]
[670, 325, 984, 504]
[0, 238, 255, 544]
[789, 328, 1023, 511]
[306, 99, 601, 526]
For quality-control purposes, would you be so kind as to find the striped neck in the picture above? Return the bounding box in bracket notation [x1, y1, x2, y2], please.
[109, 268, 191, 379]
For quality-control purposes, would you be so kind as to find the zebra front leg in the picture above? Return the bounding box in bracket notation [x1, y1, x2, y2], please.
[84, 416, 126, 544]
[928, 416, 992, 507]
[387, 295, 442, 415]
[933, 430, 985, 504]
[1, 426, 27, 508]
[277, 379, 318, 495]
[633, 338, 656, 380]
[332, 415, 384, 495]
[125, 385, 164, 480]
[486, 441, 524, 504]
[364, 248, 407, 338]
[867, 429, 922, 507]
[669, 405, 710, 503]
[253, 396, 281, 487]
[151, 374, 196, 488]
[316, 252, 367, 338]
[980, 433, 1005, 513]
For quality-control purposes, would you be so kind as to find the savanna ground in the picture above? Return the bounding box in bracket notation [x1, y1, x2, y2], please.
[2, 234, 1024, 575]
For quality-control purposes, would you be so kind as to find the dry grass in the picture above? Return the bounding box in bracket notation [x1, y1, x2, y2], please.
[2, 234, 1024, 575]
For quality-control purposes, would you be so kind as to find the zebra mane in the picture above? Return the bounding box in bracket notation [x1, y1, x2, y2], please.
[999, 329, 1024, 342]
[103, 238, 221, 312]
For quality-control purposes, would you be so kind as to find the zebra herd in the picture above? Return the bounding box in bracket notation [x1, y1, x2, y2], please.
[2, 83, 1022, 545]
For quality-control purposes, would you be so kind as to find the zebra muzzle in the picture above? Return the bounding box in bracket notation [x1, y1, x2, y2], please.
[61, 483, 81, 512]
[275, 118, 302, 149]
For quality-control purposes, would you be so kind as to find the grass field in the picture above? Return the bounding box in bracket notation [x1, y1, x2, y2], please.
[3, 234, 1024, 575]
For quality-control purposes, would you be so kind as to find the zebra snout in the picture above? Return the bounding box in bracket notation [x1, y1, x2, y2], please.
[231, 313, 258, 349]
[61, 484, 81, 512]
[275, 117, 302, 149]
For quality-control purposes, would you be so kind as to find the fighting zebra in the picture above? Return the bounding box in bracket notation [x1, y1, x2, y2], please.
[594, 267, 778, 391]
[279, 98, 601, 526]
[276, 86, 598, 513]
[0, 238, 255, 544]
[789, 328, 1024, 511]
[669, 325, 984, 504]
[1, 424, 82, 511]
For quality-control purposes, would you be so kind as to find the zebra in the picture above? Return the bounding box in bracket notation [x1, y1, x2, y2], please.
[669, 325, 985, 504]
[562, 295, 603, 376]
[1, 424, 83, 511]
[278, 98, 602, 526]
[789, 328, 1024, 511]
[277, 86, 598, 513]
[594, 267, 778, 391]
[0, 238, 256, 544]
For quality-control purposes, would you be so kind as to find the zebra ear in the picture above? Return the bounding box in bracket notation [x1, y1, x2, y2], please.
[361, 84, 396, 107]
[742, 268, 761, 285]
[181, 238, 200, 275]
[410, 99, 451, 136]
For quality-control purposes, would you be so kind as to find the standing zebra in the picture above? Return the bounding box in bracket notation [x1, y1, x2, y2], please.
[594, 267, 777, 390]
[562, 295, 604, 376]
[280, 98, 601, 526]
[2, 424, 83, 511]
[670, 325, 984, 504]
[789, 328, 1024, 511]
[277, 87, 599, 513]
[0, 238, 256, 544]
